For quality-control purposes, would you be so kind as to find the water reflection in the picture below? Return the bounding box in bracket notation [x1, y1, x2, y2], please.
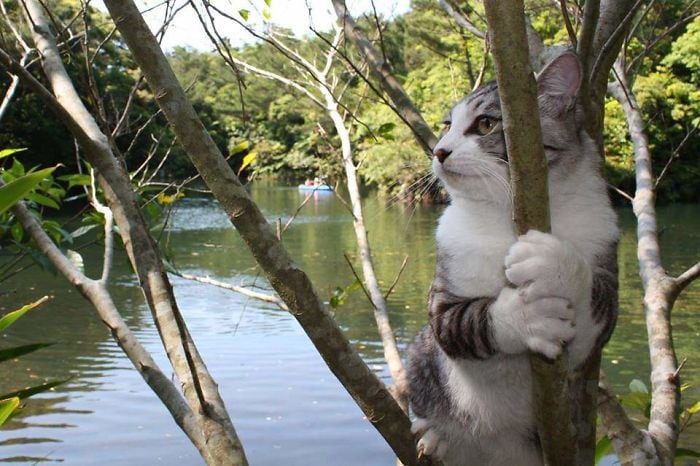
[0, 184, 698, 465]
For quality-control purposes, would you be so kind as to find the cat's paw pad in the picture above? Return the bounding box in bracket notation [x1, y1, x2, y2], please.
[412, 418, 449, 460]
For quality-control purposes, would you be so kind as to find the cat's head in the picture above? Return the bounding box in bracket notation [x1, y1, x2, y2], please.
[432, 52, 588, 204]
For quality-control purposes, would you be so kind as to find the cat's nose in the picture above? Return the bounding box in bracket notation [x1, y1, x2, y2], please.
[434, 148, 452, 163]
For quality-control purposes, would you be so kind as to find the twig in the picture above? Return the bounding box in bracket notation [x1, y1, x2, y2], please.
[559, 0, 578, 47]
[439, 0, 486, 39]
[384, 255, 408, 301]
[675, 262, 700, 294]
[609, 183, 634, 203]
[343, 253, 374, 305]
[281, 189, 316, 236]
[654, 122, 698, 188]
[176, 272, 289, 311]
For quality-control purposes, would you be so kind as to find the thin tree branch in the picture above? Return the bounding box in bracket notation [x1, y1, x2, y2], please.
[609, 59, 680, 465]
[384, 255, 408, 301]
[439, 0, 486, 39]
[89, 167, 114, 285]
[675, 262, 700, 294]
[597, 371, 659, 463]
[175, 272, 289, 311]
[7, 194, 208, 459]
[559, 0, 578, 47]
[100, 0, 428, 463]
[331, 0, 437, 155]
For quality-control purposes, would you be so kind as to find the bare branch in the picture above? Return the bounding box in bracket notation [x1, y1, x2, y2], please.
[439, 0, 486, 39]
[175, 272, 289, 311]
[675, 262, 700, 294]
[597, 371, 659, 463]
[590, 0, 645, 84]
[384, 255, 408, 301]
[7, 193, 208, 459]
[100, 0, 427, 463]
[331, 0, 437, 154]
[654, 122, 699, 188]
[559, 0, 578, 47]
[609, 60, 681, 464]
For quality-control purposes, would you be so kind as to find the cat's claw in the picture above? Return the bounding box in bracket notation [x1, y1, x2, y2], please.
[412, 418, 448, 460]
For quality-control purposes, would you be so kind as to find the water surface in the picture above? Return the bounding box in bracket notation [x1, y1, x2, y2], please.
[1, 185, 698, 464]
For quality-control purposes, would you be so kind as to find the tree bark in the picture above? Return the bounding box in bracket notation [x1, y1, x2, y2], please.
[577, 0, 639, 147]
[101, 1, 427, 463]
[7, 195, 210, 460]
[482, 1, 577, 465]
[607, 62, 685, 466]
[17, 2, 247, 464]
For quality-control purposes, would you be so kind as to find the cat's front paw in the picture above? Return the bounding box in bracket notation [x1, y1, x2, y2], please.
[411, 417, 449, 461]
[505, 230, 591, 306]
[491, 289, 576, 359]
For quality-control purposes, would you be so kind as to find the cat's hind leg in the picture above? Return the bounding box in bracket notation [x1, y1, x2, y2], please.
[411, 417, 449, 461]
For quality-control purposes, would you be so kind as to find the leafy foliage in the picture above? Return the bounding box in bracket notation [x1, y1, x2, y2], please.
[1, 1, 696, 203]
[0, 297, 65, 427]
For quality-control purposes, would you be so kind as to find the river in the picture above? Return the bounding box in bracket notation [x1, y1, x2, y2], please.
[1, 183, 698, 465]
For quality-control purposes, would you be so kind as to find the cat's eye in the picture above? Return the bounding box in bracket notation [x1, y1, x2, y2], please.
[475, 116, 496, 135]
[441, 121, 451, 135]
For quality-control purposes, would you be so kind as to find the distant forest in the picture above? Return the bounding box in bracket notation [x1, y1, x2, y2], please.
[1, 0, 698, 203]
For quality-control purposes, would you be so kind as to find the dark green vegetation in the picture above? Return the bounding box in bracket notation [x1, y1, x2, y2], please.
[0, 0, 697, 204]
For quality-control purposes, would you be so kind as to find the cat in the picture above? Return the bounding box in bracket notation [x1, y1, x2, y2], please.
[407, 51, 619, 466]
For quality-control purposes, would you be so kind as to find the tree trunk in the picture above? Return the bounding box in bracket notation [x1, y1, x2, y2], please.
[482, 1, 576, 464]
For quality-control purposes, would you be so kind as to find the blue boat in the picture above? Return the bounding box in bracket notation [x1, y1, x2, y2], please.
[298, 183, 333, 192]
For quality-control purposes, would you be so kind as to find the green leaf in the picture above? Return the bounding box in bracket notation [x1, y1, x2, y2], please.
[346, 279, 362, 293]
[0, 397, 20, 426]
[594, 436, 613, 465]
[688, 400, 700, 414]
[621, 391, 652, 413]
[0, 297, 49, 331]
[0, 166, 57, 215]
[58, 173, 91, 189]
[0, 148, 27, 160]
[238, 152, 257, 175]
[26, 192, 60, 209]
[676, 448, 700, 458]
[263, 8, 272, 21]
[0, 378, 69, 401]
[238, 9, 249, 20]
[0, 343, 54, 364]
[629, 378, 648, 394]
[377, 122, 396, 140]
[10, 221, 23, 242]
[264, 0, 272, 6]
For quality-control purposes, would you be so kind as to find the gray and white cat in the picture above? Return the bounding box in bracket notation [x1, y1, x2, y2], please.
[407, 52, 618, 465]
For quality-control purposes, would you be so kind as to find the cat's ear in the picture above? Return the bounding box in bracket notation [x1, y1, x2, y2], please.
[536, 51, 582, 117]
